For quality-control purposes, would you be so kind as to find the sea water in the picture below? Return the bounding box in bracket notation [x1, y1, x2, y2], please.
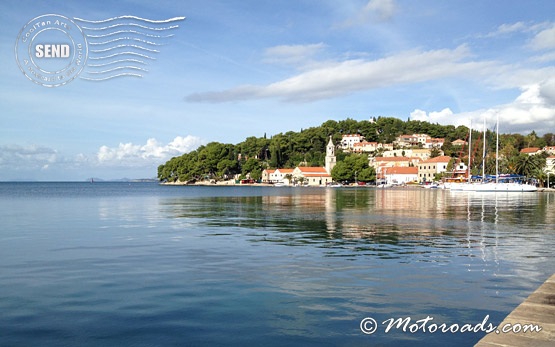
[0, 182, 553, 346]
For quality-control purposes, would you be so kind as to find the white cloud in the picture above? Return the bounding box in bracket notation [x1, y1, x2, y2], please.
[530, 24, 555, 50]
[186, 45, 496, 103]
[482, 22, 528, 38]
[263, 43, 327, 67]
[0, 136, 204, 180]
[409, 80, 555, 134]
[363, 0, 397, 22]
[481, 21, 555, 52]
[480, 21, 552, 39]
[336, 0, 397, 28]
[530, 51, 555, 63]
[96, 135, 204, 167]
[538, 78, 555, 105]
[410, 108, 454, 123]
[0, 144, 59, 169]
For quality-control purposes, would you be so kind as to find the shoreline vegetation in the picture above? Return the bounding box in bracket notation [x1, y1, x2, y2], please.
[157, 117, 555, 188]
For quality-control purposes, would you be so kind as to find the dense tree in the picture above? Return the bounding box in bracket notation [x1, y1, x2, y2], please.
[241, 158, 263, 177]
[513, 153, 547, 178]
[542, 133, 555, 146]
[157, 116, 552, 183]
[331, 154, 375, 183]
[330, 161, 351, 182]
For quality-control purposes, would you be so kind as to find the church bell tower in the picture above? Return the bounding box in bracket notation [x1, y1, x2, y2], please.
[325, 136, 336, 174]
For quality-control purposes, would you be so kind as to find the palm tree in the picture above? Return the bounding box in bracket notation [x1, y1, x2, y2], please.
[514, 154, 545, 178]
[284, 174, 293, 186]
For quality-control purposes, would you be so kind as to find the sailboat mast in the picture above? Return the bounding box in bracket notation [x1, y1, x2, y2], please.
[482, 116, 486, 181]
[496, 113, 499, 184]
[468, 120, 472, 183]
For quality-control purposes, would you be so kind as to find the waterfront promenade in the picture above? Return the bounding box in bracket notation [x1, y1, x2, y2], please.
[475, 273, 555, 346]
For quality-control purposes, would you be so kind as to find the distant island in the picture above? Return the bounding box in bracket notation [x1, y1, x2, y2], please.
[87, 178, 158, 183]
[157, 117, 555, 187]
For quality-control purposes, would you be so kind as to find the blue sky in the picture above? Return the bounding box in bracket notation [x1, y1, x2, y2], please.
[1, 0, 555, 181]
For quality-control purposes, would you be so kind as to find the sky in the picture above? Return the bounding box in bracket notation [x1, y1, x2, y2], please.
[1, 0, 555, 181]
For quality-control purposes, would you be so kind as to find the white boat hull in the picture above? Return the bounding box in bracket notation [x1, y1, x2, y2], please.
[459, 182, 537, 192]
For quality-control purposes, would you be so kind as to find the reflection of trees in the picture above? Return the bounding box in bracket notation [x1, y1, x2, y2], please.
[159, 188, 552, 258]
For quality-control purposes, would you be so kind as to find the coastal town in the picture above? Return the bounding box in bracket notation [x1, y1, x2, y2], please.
[158, 118, 555, 188]
[157, 116, 555, 189]
[261, 133, 555, 187]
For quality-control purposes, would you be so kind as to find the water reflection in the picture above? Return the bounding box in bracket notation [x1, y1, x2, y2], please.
[2, 184, 554, 347]
[158, 188, 554, 269]
[155, 188, 555, 343]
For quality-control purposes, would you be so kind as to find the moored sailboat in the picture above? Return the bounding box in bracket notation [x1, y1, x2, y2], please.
[459, 114, 537, 192]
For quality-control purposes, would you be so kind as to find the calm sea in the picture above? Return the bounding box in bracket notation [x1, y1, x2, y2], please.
[0, 182, 553, 346]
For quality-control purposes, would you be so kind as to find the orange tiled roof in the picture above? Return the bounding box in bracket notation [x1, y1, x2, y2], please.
[421, 156, 451, 163]
[384, 167, 418, 175]
[297, 166, 327, 173]
[277, 168, 295, 173]
[520, 147, 541, 153]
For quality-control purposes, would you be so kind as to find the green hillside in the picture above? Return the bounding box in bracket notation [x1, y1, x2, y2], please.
[157, 117, 553, 184]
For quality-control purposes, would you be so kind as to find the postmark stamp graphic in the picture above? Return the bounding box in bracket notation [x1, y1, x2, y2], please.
[15, 14, 88, 87]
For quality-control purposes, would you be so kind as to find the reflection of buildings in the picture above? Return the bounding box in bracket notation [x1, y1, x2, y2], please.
[373, 188, 448, 215]
[325, 188, 336, 233]
[160, 188, 555, 283]
[261, 188, 453, 239]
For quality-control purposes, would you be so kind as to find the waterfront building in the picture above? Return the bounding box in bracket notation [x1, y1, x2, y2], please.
[370, 156, 421, 183]
[262, 168, 295, 184]
[382, 166, 418, 185]
[292, 166, 332, 186]
[261, 169, 275, 183]
[417, 156, 452, 183]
